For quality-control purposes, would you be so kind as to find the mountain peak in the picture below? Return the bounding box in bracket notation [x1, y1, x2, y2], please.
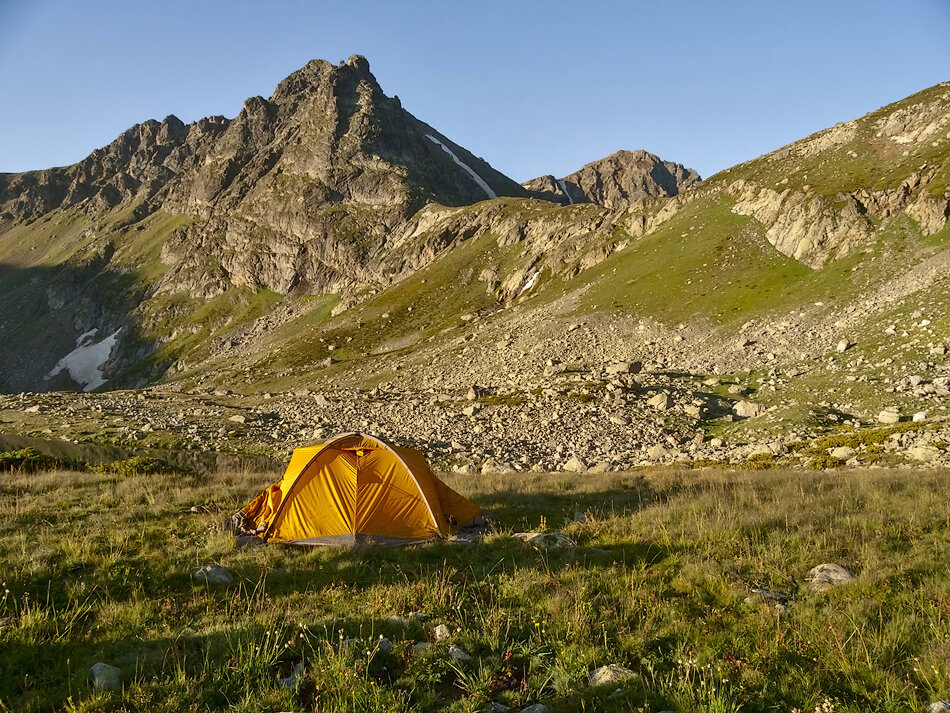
[524, 149, 701, 210]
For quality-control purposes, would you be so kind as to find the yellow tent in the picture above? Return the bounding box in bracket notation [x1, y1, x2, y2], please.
[232, 433, 482, 546]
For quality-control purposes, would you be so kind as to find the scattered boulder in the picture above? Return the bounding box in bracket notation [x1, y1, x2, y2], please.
[805, 563, 855, 592]
[913, 411, 928, 422]
[646, 444, 668, 460]
[684, 404, 704, 419]
[589, 663, 638, 687]
[520, 705, 549, 713]
[562, 456, 588, 473]
[734, 400, 766, 418]
[647, 393, 672, 411]
[90, 662, 122, 690]
[829, 446, 855, 460]
[878, 409, 900, 424]
[192, 564, 233, 585]
[925, 702, 950, 713]
[836, 339, 851, 353]
[606, 361, 642, 375]
[907, 446, 939, 462]
[376, 636, 392, 653]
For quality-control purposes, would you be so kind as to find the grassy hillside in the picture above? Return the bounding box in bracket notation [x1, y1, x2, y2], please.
[2, 464, 950, 712]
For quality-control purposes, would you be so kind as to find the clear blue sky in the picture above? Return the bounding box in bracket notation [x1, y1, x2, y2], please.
[1, 0, 948, 182]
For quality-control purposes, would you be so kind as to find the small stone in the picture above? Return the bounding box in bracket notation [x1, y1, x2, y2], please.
[376, 636, 392, 653]
[413, 641, 432, 653]
[805, 563, 855, 592]
[408, 612, 427, 623]
[913, 411, 928, 422]
[925, 702, 950, 713]
[514, 532, 575, 549]
[648, 392, 672, 411]
[589, 663, 638, 687]
[608, 414, 631, 425]
[646, 444, 668, 460]
[90, 662, 122, 690]
[228, 415, 246, 424]
[433, 624, 451, 641]
[836, 339, 851, 353]
[520, 705, 549, 713]
[878, 410, 900, 424]
[192, 564, 233, 585]
[448, 644, 472, 661]
[684, 404, 704, 419]
[461, 405, 479, 417]
[385, 615, 410, 627]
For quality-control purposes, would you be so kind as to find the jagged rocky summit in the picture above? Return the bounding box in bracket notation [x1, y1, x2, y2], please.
[523, 149, 701, 211]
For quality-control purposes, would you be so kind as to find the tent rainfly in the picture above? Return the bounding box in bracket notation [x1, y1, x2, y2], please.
[230, 433, 483, 546]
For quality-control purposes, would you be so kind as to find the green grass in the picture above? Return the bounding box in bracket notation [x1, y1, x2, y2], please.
[2, 466, 950, 712]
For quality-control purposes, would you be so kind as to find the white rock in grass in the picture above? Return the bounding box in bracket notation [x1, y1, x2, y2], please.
[925, 702, 950, 713]
[805, 563, 855, 592]
[191, 564, 233, 585]
[433, 624, 452, 641]
[448, 644, 472, 662]
[90, 662, 122, 690]
[913, 411, 928, 422]
[413, 642, 432, 653]
[520, 705, 550, 713]
[589, 663, 638, 687]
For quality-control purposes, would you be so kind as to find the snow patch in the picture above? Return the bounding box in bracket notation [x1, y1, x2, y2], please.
[557, 179, 574, 205]
[425, 134, 497, 199]
[519, 270, 540, 295]
[46, 328, 121, 391]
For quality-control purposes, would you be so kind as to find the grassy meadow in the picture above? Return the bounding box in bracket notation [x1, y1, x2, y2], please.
[2, 464, 950, 712]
